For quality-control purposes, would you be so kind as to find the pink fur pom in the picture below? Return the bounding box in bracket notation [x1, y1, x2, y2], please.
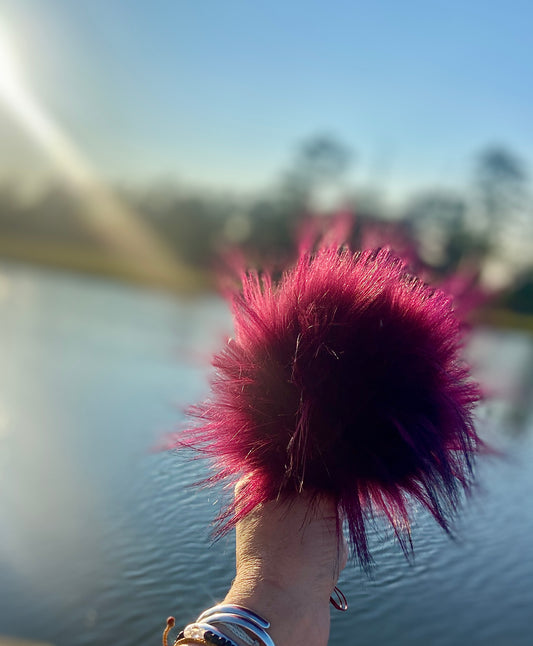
[177, 244, 483, 565]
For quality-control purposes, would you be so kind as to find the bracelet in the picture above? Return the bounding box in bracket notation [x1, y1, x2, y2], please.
[198, 604, 272, 646]
[197, 605, 270, 630]
[163, 604, 275, 646]
[197, 612, 275, 646]
[184, 622, 240, 646]
[164, 591, 347, 646]
[220, 622, 258, 646]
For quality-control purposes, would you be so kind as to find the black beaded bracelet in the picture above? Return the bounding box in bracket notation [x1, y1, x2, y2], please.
[203, 628, 238, 646]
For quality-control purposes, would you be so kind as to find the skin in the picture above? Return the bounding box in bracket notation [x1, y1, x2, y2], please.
[221, 488, 348, 646]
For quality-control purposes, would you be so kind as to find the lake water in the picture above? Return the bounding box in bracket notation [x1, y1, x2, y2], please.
[0, 262, 532, 646]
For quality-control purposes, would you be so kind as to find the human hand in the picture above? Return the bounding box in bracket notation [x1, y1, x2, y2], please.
[223, 483, 348, 646]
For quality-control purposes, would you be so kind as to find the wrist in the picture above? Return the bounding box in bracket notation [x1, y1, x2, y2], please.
[224, 575, 331, 646]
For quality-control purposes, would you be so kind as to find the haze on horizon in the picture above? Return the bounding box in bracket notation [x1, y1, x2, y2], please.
[0, 0, 531, 204]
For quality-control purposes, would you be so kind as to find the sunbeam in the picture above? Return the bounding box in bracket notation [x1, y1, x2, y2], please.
[0, 17, 189, 287]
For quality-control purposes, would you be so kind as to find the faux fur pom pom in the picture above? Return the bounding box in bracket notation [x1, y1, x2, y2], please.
[177, 244, 483, 565]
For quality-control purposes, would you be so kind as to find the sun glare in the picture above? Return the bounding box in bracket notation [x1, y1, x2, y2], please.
[0, 19, 24, 104]
[0, 15, 186, 285]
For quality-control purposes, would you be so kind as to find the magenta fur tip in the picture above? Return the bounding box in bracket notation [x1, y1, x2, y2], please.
[176, 245, 483, 565]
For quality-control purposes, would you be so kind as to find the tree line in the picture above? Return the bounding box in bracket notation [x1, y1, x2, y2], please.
[0, 136, 531, 312]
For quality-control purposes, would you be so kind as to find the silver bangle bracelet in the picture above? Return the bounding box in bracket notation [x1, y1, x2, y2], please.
[163, 603, 276, 646]
[197, 604, 274, 646]
[198, 612, 275, 646]
[198, 604, 270, 630]
[221, 622, 259, 646]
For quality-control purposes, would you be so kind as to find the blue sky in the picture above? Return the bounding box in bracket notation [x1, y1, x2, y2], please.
[0, 0, 532, 202]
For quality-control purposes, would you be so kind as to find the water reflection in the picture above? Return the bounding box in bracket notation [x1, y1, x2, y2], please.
[468, 329, 533, 434]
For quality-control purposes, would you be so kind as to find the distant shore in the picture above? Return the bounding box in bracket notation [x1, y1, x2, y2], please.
[0, 234, 212, 294]
[1, 234, 532, 334]
[473, 308, 533, 334]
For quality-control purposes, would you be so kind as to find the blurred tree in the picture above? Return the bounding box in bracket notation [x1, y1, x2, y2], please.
[0, 182, 18, 230]
[296, 135, 352, 183]
[280, 134, 352, 210]
[473, 146, 532, 291]
[402, 191, 482, 272]
[0, 182, 101, 245]
[502, 270, 533, 314]
[145, 195, 227, 268]
[235, 135, 354, 271]
[405, 191, 466, 230]
[475, 146, 528, 235]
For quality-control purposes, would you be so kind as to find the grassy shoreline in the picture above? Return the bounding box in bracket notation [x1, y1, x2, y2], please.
[1, 235, 532, 332]
[0, 235, 212, 294]
[474, 308, 533, 334]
